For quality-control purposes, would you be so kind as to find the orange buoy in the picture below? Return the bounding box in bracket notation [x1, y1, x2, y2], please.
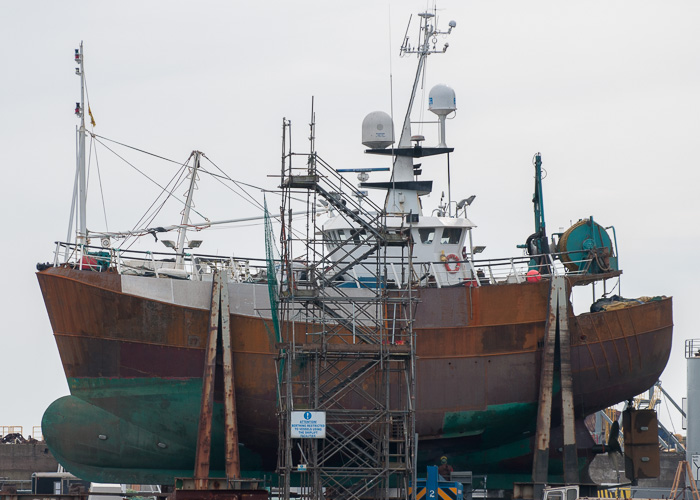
[526, 270, 542, 282]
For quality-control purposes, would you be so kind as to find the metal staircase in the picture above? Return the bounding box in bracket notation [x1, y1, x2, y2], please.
[275, 117, 417, 500]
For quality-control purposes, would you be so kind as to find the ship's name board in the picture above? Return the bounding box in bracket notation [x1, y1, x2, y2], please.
[290, 411, 326, 439]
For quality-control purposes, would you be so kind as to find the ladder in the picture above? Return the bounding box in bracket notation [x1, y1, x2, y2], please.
[670, 460, 700, 500]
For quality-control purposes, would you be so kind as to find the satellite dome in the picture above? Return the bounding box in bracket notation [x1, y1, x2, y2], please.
[428, 84, 457, 116]
[362, 111, 394, 149]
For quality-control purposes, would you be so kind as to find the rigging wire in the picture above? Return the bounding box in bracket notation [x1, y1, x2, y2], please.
[122, 159, 193, 249]
[135, 158, 192, 229]
[86, 139, 193, 250]
[86, 133, 322, 247]
[93, 133, 266, 213]
[92, 133, 184, 166]
[83, 73, 110, 232]
[94, 132, 312, 206]
[77, 52, 296, 247]
[388, 4, 399, 190]
[90, 137, 110, 232]
[198, 154, 317, 245]
[199, 156, 317, 244]
[197, 166, 310, 205]
[201, 155, 266, 212]
[130, 164, 190, 232]
[67, 128, 79, 244]
[91, 136, 208, 221]
[195, 168, 270, 195]
[664, 396, 677, 436]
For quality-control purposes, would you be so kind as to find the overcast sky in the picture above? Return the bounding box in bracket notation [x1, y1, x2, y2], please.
[2, 1, 699, 439]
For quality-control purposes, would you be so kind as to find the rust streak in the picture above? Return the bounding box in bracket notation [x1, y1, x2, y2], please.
[602, 313, 624, 375]
[51, 332, 277, 357]
[194, 272, 221, 488]
[220, 273, 241, 479]
[614, 308, 634, 372]
[587, 315, 612, 378]
[571, 312, 600, 379]
[419, 350, 537, 359]
[40, 267, 212, 311]
[532, 280, 558, 483]
[415, 319, 544, 331]
[583, 333, 600, 380]
[555, 278, 578, 483]
[52, 332, 205, 348]
[626, 307, 644, 369]
[37, 267, 122, 292]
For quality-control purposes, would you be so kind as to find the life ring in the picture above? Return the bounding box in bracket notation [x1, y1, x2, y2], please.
[444, 254, 461, 273]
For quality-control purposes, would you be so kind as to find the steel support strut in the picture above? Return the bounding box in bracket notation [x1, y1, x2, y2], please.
[532, 275, 578, 494]
[194, 270, 240, 489]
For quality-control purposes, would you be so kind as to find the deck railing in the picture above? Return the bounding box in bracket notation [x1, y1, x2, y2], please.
[49, 240, 603, 288]
[686, 339, 700, 359]
[1, 425, 22, 436]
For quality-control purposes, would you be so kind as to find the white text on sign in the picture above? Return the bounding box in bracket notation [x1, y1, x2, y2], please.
[290, 411, 326, 439]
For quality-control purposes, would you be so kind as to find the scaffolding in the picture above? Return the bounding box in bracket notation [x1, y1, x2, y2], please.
[275, 116, 417, 500]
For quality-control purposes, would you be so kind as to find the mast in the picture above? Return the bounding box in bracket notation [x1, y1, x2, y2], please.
[175, 151, 201, 268]
[397, 13, 435, 153]
[385, 11, 455, 214]
[75, 42, 87, 245]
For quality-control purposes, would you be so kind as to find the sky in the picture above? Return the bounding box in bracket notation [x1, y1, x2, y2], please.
[2, 1, 699, 441]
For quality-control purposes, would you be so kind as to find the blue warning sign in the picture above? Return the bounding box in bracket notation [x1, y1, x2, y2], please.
[290, 411, 326, 438]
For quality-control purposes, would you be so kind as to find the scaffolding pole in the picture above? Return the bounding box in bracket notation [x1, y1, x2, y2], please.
[274, 118, 417, 500]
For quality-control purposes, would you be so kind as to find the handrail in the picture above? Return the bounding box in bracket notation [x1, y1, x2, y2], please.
[686, 339, 700, 359]
[32, 426, 43, 441]
[1, 426, 23, 437]
[46, 241, 615, 289]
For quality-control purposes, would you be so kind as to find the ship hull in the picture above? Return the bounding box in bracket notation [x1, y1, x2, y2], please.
[37, 266, 673, 487]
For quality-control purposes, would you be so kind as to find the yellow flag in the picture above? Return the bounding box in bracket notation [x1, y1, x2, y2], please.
[88, 105, 96, 127]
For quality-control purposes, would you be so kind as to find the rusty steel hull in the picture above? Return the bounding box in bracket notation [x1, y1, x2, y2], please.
[36, 266, 673, 487]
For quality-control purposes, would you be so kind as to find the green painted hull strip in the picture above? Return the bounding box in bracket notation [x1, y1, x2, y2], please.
[45, 377, 578, 489]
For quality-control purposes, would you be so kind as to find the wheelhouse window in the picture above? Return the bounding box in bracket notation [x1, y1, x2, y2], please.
[351, 229, 366, 245]
[440, 228, 462, 245]
[418, 228, 435, 244]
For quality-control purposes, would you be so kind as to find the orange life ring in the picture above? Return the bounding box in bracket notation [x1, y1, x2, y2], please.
[444, 254, 461, 273]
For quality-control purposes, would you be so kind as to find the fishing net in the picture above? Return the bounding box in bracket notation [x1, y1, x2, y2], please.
[264, 198, 280, 343]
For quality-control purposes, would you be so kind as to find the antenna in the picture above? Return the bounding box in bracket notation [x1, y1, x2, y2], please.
[397, 12, 456, 150]
[381, 9, 456, 217]
[400, 14, 413, 55]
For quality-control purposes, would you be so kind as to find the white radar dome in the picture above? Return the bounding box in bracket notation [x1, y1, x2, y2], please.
[362, 111, 394, 149]
[428, 84, 457, 116]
